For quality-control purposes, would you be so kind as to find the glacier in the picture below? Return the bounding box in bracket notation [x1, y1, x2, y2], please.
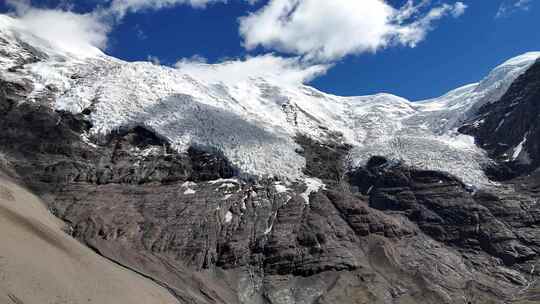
[1, 14, 539, 187]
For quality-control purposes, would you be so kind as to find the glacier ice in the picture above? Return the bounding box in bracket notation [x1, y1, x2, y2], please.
[1, 14, 539, 188]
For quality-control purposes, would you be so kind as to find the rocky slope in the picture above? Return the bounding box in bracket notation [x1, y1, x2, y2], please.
[461, 59, 540, 179]
[1, 13, 540, 304]
[0, 172, 179, 304]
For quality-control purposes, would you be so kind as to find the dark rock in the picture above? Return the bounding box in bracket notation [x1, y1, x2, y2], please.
[462, 59, 540, 176]
[295, 134, 352, 183]
[349, 157, 539, 267]
[188, 146, 237, 182]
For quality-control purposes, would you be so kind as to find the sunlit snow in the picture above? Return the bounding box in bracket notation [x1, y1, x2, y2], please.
[1, 15, 539, 188]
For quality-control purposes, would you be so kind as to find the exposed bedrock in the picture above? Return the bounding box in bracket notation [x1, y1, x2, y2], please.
[348, 157, 540, 267]
[460, 59, 540, 180]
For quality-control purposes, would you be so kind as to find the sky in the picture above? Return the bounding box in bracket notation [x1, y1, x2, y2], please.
[0, 0, 539, 100]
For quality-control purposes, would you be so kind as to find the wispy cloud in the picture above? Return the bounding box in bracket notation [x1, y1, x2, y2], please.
[134, 24, 148, 40]
[105, 0, 226, 20]
[175, 54, 330, 85]
[496, 0, 532, 18]
[147, 55, 161, 65]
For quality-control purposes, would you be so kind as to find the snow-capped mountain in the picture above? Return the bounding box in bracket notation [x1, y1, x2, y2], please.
[5, 13, 540, 304]
[0, 14, 538, 187]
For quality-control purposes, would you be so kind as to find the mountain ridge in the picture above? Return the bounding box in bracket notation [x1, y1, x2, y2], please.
[2, 12, 540, 304]
[1, 14, 539, 186]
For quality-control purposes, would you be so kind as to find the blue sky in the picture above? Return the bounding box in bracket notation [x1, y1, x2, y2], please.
[1, 0, 538, 100]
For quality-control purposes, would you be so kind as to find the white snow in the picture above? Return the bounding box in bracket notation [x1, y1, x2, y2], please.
[218, 183, 237, 190]
[224, 211, 233, 223]
[283, 195, 292, 205]
[274, 183, 290, 193]
[264, 212, 277, 235]
[495, 119, 505, 132]
[300, 178, 325, 204]
[181, 181, 197, 195]
[366, 186, 374, 195]
[208, 179, 240, 185]
[181, 181, 197, 188]
[513, 135, 528, 160]
[1, 15, 539, 189]
[264, 226, 273, 235]
[183, 188, 196, 195]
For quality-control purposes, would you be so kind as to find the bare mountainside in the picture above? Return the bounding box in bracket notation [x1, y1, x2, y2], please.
[2, 13, 540, 304]
[0, 172, 179, 304]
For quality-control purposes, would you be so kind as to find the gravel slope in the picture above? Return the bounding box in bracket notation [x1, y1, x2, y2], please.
[0, 172, 178, 304]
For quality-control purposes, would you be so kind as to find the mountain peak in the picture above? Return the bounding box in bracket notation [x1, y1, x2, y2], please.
[3, 10, 540, 304]
[0, 14, 539, 186]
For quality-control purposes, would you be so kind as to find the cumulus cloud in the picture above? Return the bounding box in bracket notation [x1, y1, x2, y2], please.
[175, 54, 330, 85]
[496, 0, 532, 18]
[239, 0, 467, 62]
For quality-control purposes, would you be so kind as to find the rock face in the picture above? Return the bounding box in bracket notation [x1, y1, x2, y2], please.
[460, 59, 540, 179]
[350, 157, 540, 267]
[2, 33, 540, 303]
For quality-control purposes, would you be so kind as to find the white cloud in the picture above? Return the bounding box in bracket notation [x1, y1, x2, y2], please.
[175, 54, 330, 85]
[6, 0, 110, 57]
[176, 54, 208, 65]
[394, 0, 430, 23]
[452, 2, 468, 17]
[147, 55, 162, 65]
[106, 0, 225, 19]
[239, 0, 467, 62]
[4, 0, 228, 56]
[515, 0, 533, 8]
[393, 2, 467, 48]
[2, 0, 468, 84]
[496, 0, 532, 18]
[134, 24, 148, 40]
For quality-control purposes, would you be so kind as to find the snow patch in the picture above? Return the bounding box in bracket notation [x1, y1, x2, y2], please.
[284, 195, 292, 205]
[264, 212, 277, 235]
[240, 194, 248, 210]
[513, 134, 528, 161]
[224, 211, 233, 223]
[274, 183, 290, 193]
[301, 178, 325, 205]
[208, 179, 239, 185]
[183, 188, 196, 195]
[181, 181, 197, 195]
[218, 183, 237, 190]
[264, 226, 273, 235]
[181, 181, 197, 188]
[495, 119, 505, 132]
